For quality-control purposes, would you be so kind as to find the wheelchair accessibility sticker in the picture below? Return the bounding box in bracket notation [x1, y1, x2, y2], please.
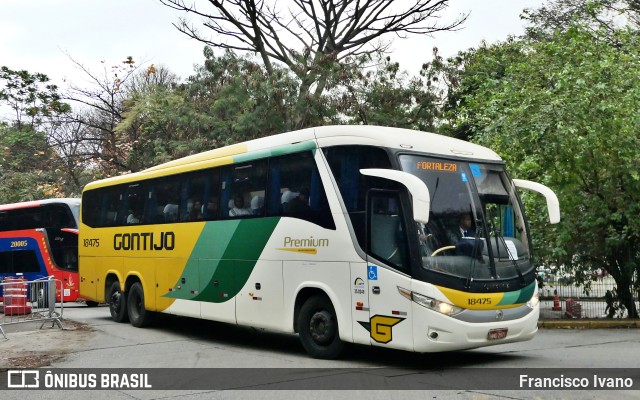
[367, 265, 378, 280]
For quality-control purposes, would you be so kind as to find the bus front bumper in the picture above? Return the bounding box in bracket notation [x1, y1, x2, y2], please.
[412, 303, 539, 353]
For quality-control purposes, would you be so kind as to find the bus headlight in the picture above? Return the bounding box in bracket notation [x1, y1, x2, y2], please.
[410, 291, 464, 316]
[526, 291, 540, 309]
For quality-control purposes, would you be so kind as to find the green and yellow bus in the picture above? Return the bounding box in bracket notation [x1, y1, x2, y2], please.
[79, 125, 559, 358]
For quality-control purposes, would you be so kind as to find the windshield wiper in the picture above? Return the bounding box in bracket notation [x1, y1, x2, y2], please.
[465, 225, 484, 289]
[490, 222, 525, 287]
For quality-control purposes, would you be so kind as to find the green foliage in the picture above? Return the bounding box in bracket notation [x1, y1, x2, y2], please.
[0, 66, 71, 129]
[0, 66, 73, 200]
[333, 54, 443, 131]
[117, 50, 301, 170]
[0, 122, 61, 202]
[448, 25, 640, 317]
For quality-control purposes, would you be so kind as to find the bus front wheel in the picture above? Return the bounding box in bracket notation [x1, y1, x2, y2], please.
[108, 281, 128, 323]
[127, 282, 154, 328]
[297, 295, 344, 359]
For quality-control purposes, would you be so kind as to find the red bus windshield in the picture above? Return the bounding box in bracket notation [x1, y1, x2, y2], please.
[0, 199, 81, 302]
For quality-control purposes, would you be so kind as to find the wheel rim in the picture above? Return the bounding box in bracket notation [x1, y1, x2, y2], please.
[309, 310, 336, 345]
[110, 290, 122, 313]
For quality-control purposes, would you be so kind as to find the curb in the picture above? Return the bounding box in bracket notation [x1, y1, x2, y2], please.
[538, 320, 640, 329]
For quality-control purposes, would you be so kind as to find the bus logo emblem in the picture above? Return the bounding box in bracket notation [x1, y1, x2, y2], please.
[358, 315, 404, 344]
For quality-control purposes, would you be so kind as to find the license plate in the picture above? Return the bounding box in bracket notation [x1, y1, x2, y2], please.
[487, 328, 508, 340]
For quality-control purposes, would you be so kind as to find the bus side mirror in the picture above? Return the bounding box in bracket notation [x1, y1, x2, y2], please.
[513, 179, 561, 224]
[360, 169, 431, 224]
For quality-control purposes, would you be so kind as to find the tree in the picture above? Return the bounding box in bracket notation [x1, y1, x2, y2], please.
[449, 26, 640, 317]
[0, 122, 62, 202]
[159, 0, 465, 127]
[61, 55, 144, 177]
[522, 0, 640, 44]
[0, 67, 73, 200]
[0, 66, 70, 130]
[117, 49, 302, 169]
[331, 53, 443, 131]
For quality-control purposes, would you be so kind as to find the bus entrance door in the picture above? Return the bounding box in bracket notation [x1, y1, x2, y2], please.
[366, 264, 413, 351]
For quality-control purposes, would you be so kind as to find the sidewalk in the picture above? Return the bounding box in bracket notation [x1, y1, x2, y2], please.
[538, 319, 640, 329]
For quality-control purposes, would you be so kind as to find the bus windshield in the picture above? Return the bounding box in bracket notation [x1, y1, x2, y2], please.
[399, 155, 531, 282]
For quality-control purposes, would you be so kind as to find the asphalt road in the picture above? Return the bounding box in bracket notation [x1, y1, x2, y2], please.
[1, 303, 639, 399]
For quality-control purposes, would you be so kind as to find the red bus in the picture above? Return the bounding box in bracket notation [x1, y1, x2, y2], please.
[0, 198, 92, 305]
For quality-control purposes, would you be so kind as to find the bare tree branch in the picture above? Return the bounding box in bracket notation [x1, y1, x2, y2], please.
[160, 0, 466, 127]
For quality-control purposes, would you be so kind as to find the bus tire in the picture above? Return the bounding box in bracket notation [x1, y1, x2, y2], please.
[297, 295, 344, 359]
[127, 282, 154, 328]
[85, 300, 99, 307]
[108, 281, 128, 323]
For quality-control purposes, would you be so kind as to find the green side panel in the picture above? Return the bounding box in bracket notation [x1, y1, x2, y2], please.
[358, 321, 372, 333]
[515, 282, 536, 304]
[164, 220, 240, 300]
[497, 282, 535, 306]
[222, 217, 280, 260]
[190, 217, 280, 303]
[198, 259, 234, 302]
[232, 141, 317, 164]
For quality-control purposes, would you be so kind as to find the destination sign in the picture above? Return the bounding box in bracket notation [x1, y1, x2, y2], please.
[415, 161, 458, 172]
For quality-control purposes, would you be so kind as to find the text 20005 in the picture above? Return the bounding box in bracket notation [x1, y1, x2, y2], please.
[84, 238, 100, 247]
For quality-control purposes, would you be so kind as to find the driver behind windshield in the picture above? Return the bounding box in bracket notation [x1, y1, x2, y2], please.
[447, 213, 473, 245]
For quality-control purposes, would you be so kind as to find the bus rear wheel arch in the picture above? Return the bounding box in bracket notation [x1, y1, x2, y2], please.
[297, 294, 344, 359]
[127, 282, 154, 328]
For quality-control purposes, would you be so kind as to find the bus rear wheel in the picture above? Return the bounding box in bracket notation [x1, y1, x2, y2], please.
[127, 282, 154, 328]
[297, 295, 344, 359]
[108, 281, 128, 323]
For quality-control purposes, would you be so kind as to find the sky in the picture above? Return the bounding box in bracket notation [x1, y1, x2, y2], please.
[0, 0, 544, 86]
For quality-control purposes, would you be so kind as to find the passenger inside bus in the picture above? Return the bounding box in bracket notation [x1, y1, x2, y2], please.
[280, 189, 299, 213]
[127, 209, 141, 224]
[229, 194, 251, 217]
[287, 188, 311, 217]
[203, 197, 218, 219]
[190, 201, 203, 220]
[163, 202, 179, 222]
[250, 195, 264, 216]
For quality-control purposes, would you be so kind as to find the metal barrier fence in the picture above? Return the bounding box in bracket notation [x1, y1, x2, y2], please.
[0, 277, 64, 339]
[539, 275, 639, 319]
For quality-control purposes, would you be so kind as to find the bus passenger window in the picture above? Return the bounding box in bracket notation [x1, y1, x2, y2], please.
[268, 151, 334, 229]
[181, 172, 213, 222]
[151, 177, 181, 223]
[222, 160, 267, 219]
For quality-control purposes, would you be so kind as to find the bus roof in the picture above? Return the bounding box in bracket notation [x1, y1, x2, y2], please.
[0, 198, 81, 211]
[83, 125, 502, 190]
